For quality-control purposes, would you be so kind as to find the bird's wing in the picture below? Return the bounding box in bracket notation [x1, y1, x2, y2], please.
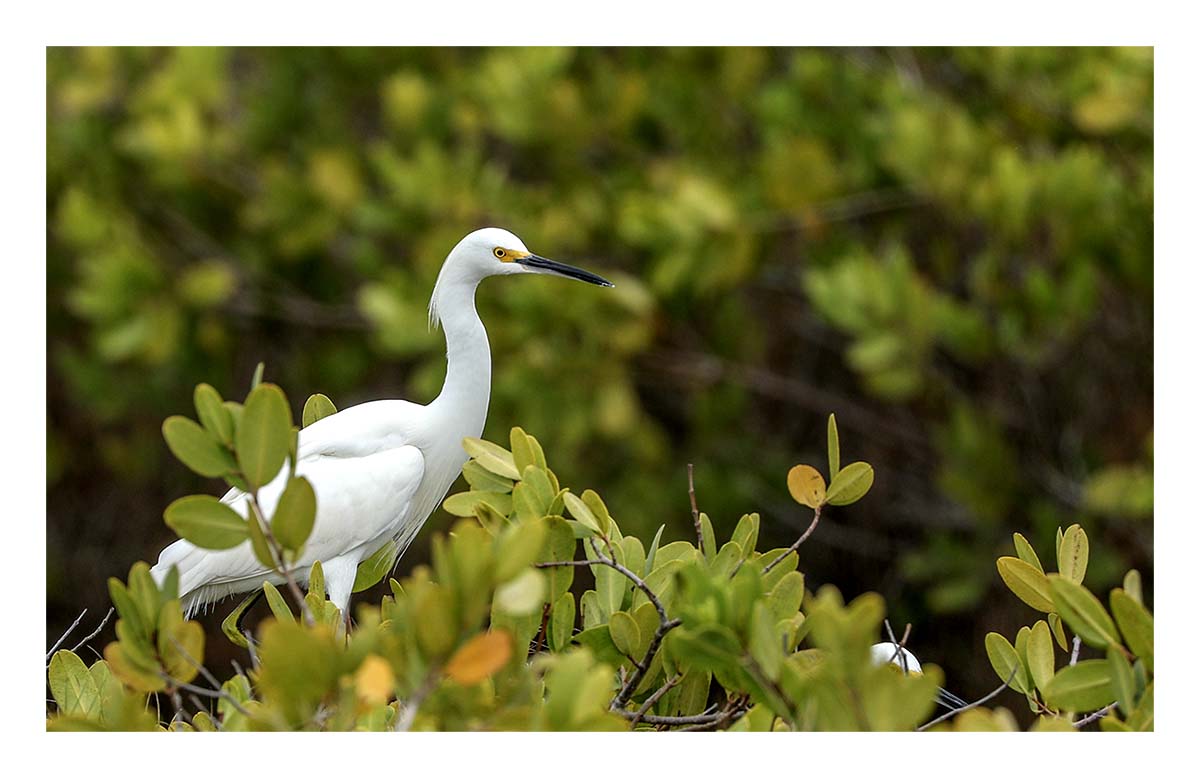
[155, 400, 429, 601]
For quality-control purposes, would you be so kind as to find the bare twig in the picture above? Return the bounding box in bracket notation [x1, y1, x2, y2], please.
[687, 464, 704, 554]
[537, 539, 683, 711]
[46, 609, 88, 662]
[882, 619, 913, 673]
[762, 505, 822, 576]
[615, 705, 724, 727]
[916, 666, 1019, 732]
[247, 493, 314, 625]
[70, 607, 114, 654]
[1073, 702, 1118, 728]
[394, 669, 439, 732]
[630, 675, 681, 727]
[1070, 636, 1082, 666]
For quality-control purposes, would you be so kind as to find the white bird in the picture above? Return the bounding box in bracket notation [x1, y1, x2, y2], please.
[151, 227, 613, 617]
[870, 641, 968, 710]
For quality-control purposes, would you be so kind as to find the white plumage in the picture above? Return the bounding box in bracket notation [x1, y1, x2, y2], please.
[151, 227, 612, 617]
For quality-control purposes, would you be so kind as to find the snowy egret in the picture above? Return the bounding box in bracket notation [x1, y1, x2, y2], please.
[870, 642, 968, 710]
[151, 227, 612, 617]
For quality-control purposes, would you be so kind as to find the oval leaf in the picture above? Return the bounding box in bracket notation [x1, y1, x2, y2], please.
[272, 476, 316, 552]
[1110, 589, 1153, 670]
[301, 393, 337, 428]
[162, 416, 236, 478]
[985, 632, 1029, 694]
[462, 437, 520, 480]
[1012, 532, 1043, 574]
[1057, 524, 1089, 584]
[562, 491, 601, 535]
[1043, 660, 1114, 712]
[445, 631, 513, 685]
[786, 464, 826, 508]
[996, 556, 1055, 612]
[827, 414, 840, 477]
[1027, 620, 1056, 693]
[236, 384, 293, 489]
[164, 495, 248, 550]
[353, 541, 398, 593]
[49, 650, 100, 718]
[194, 384, 233, 446]
[1049, 574, 1120, 648]
[825, 461, 874, 506]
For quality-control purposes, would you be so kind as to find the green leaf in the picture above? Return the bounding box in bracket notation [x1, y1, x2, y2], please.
[1043, 660, 1114, 712]
[164, 495, 247, 550]
[985, 632, 1030, 694]
[220, 593, 260, 649]
[262, 581, 295, 623]
[643, 524, 666, 577]
[462, 437, 520, 479]
[700, 512, 716, 562]
[301, 393, 337, 428]
[1108, 647, 1136, 716]
[107, 578, 148, 640]
[510, 427, 540, 473]
[786, 464, 826, 508]
[272, 476, 316, 551]
[1110, 589, 1153, 670]
[127, 562, 161, 629]
[1123, 569, 1143, 605]
[194, 384, 233, 446]
[1057, 524, 1089, 584]
[825, 462, 874, 506]
[1049, 612, 1070, 651]
[494, 569, 546, 616]
[247, 513, 277, 568]
[562, 491, 601, 535]
[608, 611, 640, 658]
[581, 490, 614, 537]
[162, 416, 236, 478]
[731, 513, 760, 559]
[1012, 532, 1043, 574]
[236, 384, 293, 489]
[496, 519, 548, 582]
[749, 602, 783, 680]
[766, 571, 805, 623]
[996, 556, 1055, 612]
[827, 413, 840, 477]
[550, 592, 575, 652]
[49, 650, 100, 719]
[443, 490, 513, 518]
[307, 560, 325, 601]
[353, 541, 398, 593]
[1027, 620, 1056, 694]
[461, 460, 514, 493]
[1048, 575, 1120, 648]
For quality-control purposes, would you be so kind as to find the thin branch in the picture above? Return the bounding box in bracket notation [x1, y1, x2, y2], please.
[247, 493, 314, 625]
[687, 464, 704, 554]
[394, 669, 439, 732]
[46, 609, 88, 662]
[883, 619, 913, 673]
[1073, 702, 1118, 728]
[537, 539, 683, 711]
[630, 675, 681, 727]
[1070, 636, 1082, 666]
[916, 666, 1019, 732]
[615, 706, 725, 727]
[762, 505, 822, 576]
[70, 607, 114, 654]
[167, 679, 251, 718]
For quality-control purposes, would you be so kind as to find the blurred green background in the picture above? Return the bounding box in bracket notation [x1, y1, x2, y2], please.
[46, 47, 1152, 702]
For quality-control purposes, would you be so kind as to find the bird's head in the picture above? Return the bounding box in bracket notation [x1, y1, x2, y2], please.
[429, 227, 612, 328]
[446, 227, 613, 286]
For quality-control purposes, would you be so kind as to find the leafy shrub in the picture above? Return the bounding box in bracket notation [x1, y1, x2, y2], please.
[46, 381, 1150, 731]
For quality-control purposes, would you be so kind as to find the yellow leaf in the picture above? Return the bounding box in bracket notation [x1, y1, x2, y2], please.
[354, 655, 396, 706]
[444, 631, 512, 686]
[786, 464, 826, 508]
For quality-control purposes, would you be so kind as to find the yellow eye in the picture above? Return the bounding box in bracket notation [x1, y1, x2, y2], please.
[493, 247, 506, 259]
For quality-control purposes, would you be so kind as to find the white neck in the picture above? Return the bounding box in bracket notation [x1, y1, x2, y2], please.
[428, 277, 491, 441]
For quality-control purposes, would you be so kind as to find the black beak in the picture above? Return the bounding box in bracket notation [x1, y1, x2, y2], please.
[516, 254, 614, 287]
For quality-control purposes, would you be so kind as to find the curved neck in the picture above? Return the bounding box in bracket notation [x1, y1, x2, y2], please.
[429, 278, 492, 438]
